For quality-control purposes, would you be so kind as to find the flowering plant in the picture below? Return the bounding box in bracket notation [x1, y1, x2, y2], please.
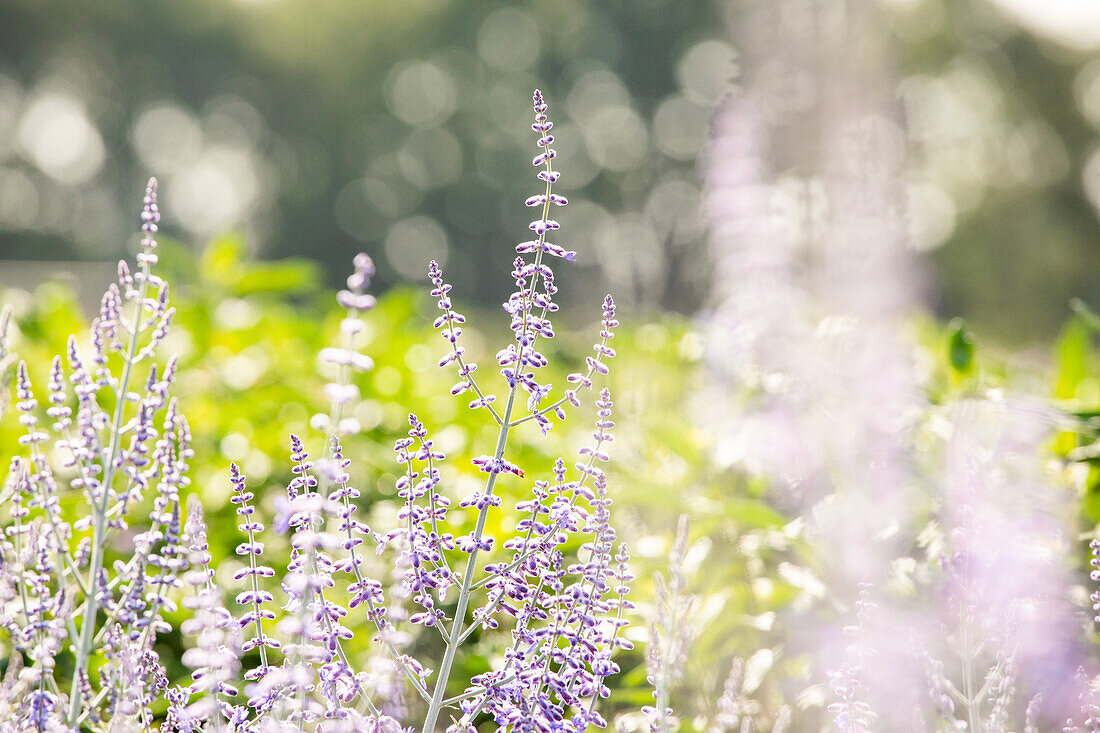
[0, 89, 632, 733]
[1, 179, 187, 730]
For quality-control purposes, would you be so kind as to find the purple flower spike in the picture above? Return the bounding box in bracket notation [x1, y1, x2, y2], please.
[155, 89, 629, 733]
[315, 253, 378, 439]
[0, 176, 232, 728]
[429, 259, 498, 421]
[137, 178, 161, 272]
[229, 462, 279, 685]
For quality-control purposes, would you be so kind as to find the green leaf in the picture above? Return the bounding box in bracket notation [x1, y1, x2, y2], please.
[234, 259, 321, 295]
[197, 232, 322, 295]
[946, 318, 974, 375]
[1055, 317, 1091, 400]
[1086, 470, 1100, 524]
[721, 498, 787, 529]
[1072, 298, 1100, 332]
[200, 233, 246, 287]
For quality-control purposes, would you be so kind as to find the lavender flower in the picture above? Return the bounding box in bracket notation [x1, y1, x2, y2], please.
[827, 581, 877, 733]
[432, 89, 616, 434]
[230, 463, 280, 685]
[0, 178, 190, 729]
[314, 252, 377, 440]
[0, 87, 630, 732]
[413, 90, 622, 732]
[182, 89, 629, 733]
[644, 515, 697, 733]
[448, 390, 631, 733]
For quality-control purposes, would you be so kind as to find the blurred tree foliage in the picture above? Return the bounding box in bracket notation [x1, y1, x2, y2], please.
[0, 0, 721, 315]
[4, 1, 1100, 340]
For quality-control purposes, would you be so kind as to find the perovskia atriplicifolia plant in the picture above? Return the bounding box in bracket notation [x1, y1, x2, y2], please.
[175, 88, 631, 733]
[0, 178, 189, 730]
[0, 88, 633, 732]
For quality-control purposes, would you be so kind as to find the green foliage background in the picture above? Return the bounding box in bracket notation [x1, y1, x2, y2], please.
[5, 0, 1100, 339]
[1, 239, 810, 726]
[9, 238, 1100, 730]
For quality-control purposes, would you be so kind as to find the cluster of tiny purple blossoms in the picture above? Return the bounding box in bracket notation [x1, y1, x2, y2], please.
[430, 89, 615, 437]
[0, 89, 632, 732]
[0, 179, 190, 730]
[183, 88, 631, 733]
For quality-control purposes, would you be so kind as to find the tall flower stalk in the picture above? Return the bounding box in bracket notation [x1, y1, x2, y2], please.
[0, 88, 629, 733]
[0, 178, 188, 729]
[419, 88, 616, 731]
[157, 89, 628, 733]
[70, 179, 163, 723]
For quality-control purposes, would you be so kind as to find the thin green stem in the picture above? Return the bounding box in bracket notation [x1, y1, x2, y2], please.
[961, 613, 981, 733]
[68, 259, 151, 727]
[335, 478, 431, 702]
[423, 99, 570, 732]
[439, 303, 502, 428]
[422, 389, 516, 732]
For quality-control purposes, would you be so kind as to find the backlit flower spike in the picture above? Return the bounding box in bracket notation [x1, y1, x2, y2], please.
[15, 362, 47, 449]
[520, 89, 574, 263]
[521, 293, 616, 436]
[129, 178, 172, 365]
[178, 583, 242, 728]
[182, 495, 216, 594]
[609, 542, 634, 639]
[452, 390, 620, 732]
[272, 446, 331, 722]
[229, 462, 279, 687]
[339, 252, 377, 312]
[177, 497, 242, 729]
[0, 178, 195, 728]
[135, 286, 175, 363]
[137, 499, 184, 641]
[136, 177, 161, 282]
[393, 414, 454, 630]
[326, 438, 370, 576]
[97, 284, 123, 353]
[314, 253, 377, 439]
[564, 294, 617, 399]
[429, 259, 500, 423]
[19, 573, 72, 730]
[282, 434, 382, 719]
[497, 92, 571, 423]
